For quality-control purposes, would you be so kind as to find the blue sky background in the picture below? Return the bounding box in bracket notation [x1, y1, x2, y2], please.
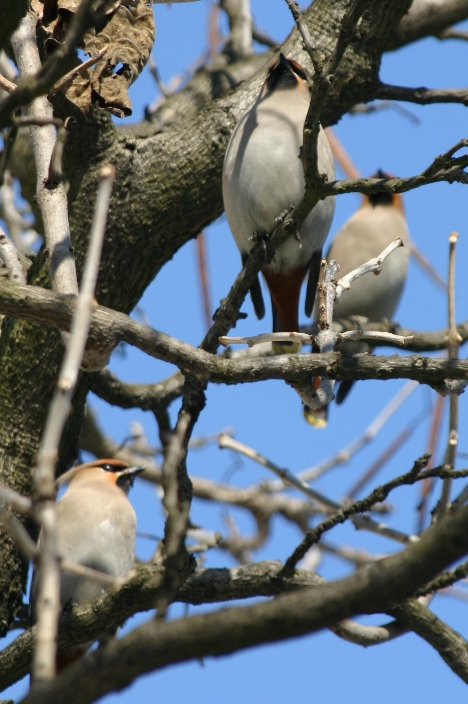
[4, 1, 468, 701]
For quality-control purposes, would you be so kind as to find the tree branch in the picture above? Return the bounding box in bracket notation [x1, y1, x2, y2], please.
[375, 82, 468, 106]
[0, 278, 468, 390]
[15, 504, 468, 703]
[389, 600, 468, 683]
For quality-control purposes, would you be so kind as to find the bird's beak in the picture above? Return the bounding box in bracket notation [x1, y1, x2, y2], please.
[116, 465, 145, 493]
[120, 466, 146, 478]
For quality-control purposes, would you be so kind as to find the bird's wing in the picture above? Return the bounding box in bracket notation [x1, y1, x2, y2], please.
[242, 253, 265, 320]
[335, 379, 355, 405]
[305, 248, 323, 318]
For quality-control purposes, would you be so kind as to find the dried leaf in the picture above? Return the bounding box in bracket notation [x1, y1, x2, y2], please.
[84, 2, 155, 117]
[37, 0, 155, 117]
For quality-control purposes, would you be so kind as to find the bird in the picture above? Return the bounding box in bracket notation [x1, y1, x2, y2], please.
[304, 172, 410, 425]
[222, 52, 336, 354]
[30, 458, 144, 672]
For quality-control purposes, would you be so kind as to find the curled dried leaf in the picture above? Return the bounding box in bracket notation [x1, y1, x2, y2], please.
[84, 2, 155, 117]
[36, 0, 156, 117]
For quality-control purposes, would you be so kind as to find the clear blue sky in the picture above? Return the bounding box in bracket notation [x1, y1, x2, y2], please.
[5, 1, 468, 701]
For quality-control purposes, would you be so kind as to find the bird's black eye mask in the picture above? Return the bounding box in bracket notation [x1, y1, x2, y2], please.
[368, 171, 394, 207]
[266, 54, 307, 91]
[287, 59, 307, 81]
[99, 462, 123, 473]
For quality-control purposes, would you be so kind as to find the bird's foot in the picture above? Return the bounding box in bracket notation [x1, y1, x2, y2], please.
[249, 230, 269, 253]
[62, 598, 79, 612]
[293, 230, 302, 247]
[275, 203, 295, 226]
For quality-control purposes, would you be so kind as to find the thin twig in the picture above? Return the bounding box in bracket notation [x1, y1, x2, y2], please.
[31, 165, 115, 682]
[157, 375, 205, 616]
[50, 48, 107, 96]
[438, 232, 461, 515]
[281, 454, 435, 576]
[415, 558, 468, 597]
[324, 126, 361, 180]
[12, 116, 64, 128]
[148, 55, 170, 97]
[0, 505, 37, 559]
[410, 242, 447, 291]
[437, 28, 468, 42]
[59, 561, 131, 589]
[0, 74, 16, 93]
[335, 239, 404, 299]
[219, 433, 419, 546]
[321, 140, 468, 198]
[375, 81, 468, 107]
[347, 409, 428, 499]
[300, 381, 419, 484]
[195, 231, 213, 331]
[418, 392, 445, 531]
[220, 240, 410, 351]
[0, 226, 26, 284]
[0, 486, 33, 515]
[252, 25, 278, 49]
[349, 100, 420, 124]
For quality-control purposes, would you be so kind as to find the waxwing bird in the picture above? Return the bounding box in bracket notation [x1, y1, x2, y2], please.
[305, 172, 410, 425]
[223, 53, 336, 354]
[30, 458, 144, 672]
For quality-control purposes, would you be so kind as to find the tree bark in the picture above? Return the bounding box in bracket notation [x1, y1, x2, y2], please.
[0, 0, 465, 634]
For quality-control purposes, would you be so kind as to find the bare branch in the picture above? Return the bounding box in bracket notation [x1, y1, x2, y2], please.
[0, 74, 16, 94]
[321, 140, 468, 198]
[0, 0, 98, 128]
[219, 433, 419, 547]
[49, 48, 107, 96]
[376, 82, 468, 106]
[220, 0, 253, 59]
[1, 277, 468, 390]
[0, 226, 26, 284]
[0, 505, 37, 560]
[390, 0, 468, 50]
[11, 10, 79, 313]
[14, 503, 468, 703]
[299, 381, 419, 484]
[335, 240, 404, 299]
[389, 600, 468, 683]
[30, 165, 114, 682]
[438, 233, 462, 514]
[437, 27, 468, 41]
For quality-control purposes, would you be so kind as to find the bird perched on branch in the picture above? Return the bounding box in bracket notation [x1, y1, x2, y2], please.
[305, 173, 410, 425]
[223, 52, 336, 354]
[30, 458, 144, 672]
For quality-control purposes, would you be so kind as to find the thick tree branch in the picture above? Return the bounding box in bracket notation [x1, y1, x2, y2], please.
[1, 0, 467, 640]
[389, 0, 468, 50]
[1, 278, 467, 390]
[15, 504, 468, 703]
[0, 560, 406, 690]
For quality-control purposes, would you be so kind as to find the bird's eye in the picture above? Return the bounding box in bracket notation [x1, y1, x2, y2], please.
[100, 464, 115, 472]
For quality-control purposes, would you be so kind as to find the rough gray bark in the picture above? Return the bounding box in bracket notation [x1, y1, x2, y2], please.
[0, 0, 466, 649]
